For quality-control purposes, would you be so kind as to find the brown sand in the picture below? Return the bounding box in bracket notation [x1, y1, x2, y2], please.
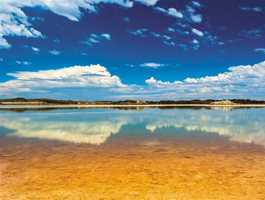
[0, 136, 265, 200]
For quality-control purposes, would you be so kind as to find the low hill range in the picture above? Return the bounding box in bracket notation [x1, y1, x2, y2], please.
[0, 98, 264, 105]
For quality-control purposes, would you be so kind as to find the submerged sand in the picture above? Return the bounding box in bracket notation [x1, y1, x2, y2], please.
[0, 135, 265, 200]
[0, 162, 9, 183]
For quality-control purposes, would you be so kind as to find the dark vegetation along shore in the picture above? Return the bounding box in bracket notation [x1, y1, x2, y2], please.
[0, 98, 265, 106]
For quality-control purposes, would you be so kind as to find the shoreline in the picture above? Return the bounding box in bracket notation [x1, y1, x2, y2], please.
[0, 104, 265, 109]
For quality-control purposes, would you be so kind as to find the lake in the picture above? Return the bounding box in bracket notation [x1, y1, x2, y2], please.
[0, 107, 265, 199]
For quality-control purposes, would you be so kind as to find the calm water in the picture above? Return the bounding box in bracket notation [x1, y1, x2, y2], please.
[1, 107, 265, 199]
[0, 107, 264, 147]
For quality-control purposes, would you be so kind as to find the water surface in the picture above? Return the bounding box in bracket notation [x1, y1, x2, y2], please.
[0, 108, 265, 199]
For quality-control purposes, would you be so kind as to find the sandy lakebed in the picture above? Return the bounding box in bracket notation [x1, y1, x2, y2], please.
[0, 107, 265, 199]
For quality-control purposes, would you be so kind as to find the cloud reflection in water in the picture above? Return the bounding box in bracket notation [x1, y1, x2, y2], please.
[0, 108, 264, 146]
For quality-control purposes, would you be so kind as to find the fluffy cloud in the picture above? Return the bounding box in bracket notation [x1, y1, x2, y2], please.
[0, 64, 126, 96]
[131, 29, 177, 47]
[15, 61, 31, 65]
[136, 0, 159, 6]
[191, 28, 204, 37]
[0, 0, 209, 50]
[240, 6, 263, 12]
[32, 46, 40, 52]
[155, 1, 202, 23]
[0, 37, 11, 49]
[83, 33, 111, 46]
[49, 50, 61, 55]
[144, 61, 265, 99]
[255, 48, 265, 54]
[155, 7, 183, 19]
[0, 0, 159, 48]
[140, 62, 165, 69]
[129, 28, 148, 37]
[190, 14, 202, 23]
[191, 1, 201, 8]
[185, 1, 203, 23]
[152, 1, 206, 50]
[240, 28, 263, 40]
[0, 1, 43, 49]
[1, 61, 265, 100]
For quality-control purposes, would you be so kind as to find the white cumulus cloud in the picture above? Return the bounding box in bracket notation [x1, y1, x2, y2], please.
[1, 61, 265, 100]
[144, 61, 265, 99]
[0, 64, 127, 96]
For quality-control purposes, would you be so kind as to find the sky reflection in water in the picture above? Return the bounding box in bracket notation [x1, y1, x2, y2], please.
[0, 108, 264, 147]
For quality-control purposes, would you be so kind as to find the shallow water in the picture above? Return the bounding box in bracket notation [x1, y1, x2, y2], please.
[0, 108, 265, 199]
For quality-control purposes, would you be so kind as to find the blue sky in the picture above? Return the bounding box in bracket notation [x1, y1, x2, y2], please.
[0, 0, 265, 100]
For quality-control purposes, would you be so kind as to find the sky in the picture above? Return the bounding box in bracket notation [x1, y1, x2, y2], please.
[0, 0, 265, 100]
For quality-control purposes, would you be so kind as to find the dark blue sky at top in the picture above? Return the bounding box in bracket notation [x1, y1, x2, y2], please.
[0, 0, 265, 86]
